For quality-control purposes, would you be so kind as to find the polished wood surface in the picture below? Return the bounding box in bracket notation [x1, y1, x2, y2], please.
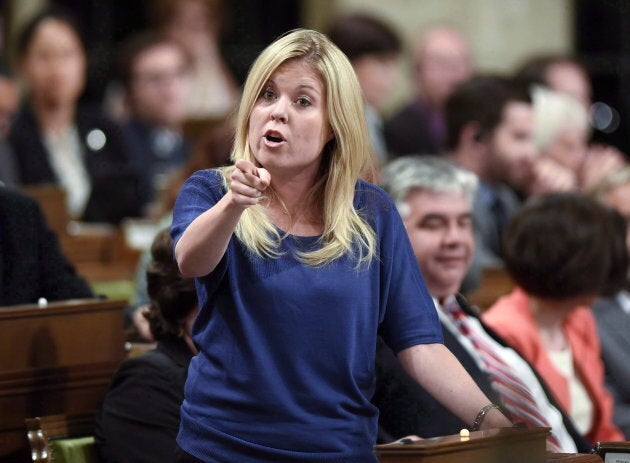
[467, 267, 515, 311]
[0, 299, 125, 462]
[375, 428, 605, 463]
[20, 184, 141, 283]
[375, 427, 548, 463]
[546, 453, 602, 463]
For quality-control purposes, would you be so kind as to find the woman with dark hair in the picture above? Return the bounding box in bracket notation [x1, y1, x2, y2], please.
[8, 7, 141, 224]
[95, 228, 198, 463]
[483, 193, 627, 443]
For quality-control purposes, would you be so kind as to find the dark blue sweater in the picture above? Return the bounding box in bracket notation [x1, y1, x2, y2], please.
[171, 169, 442, 462]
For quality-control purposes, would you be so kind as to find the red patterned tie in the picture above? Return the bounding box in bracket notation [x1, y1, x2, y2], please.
[444, 297, 563, 451]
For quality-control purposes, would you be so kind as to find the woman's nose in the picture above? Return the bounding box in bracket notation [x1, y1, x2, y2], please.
[270, 97, 289, 123]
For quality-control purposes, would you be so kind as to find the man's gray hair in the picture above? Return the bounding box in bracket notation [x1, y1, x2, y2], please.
[380, 155, 478, 218]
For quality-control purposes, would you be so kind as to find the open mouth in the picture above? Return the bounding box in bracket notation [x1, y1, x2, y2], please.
[264, 130, 285, 143]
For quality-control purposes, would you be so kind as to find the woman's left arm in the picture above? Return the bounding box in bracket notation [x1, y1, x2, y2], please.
[397, 343, 513, 430]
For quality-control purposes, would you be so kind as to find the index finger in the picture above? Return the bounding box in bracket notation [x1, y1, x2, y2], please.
[235, 159, 259, 177]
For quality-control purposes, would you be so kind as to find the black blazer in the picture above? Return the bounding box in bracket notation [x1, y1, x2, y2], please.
[8, 104, 142, 224]
[95, 336, 194, 463]
[373, 295, 592, 452]
[0, 187, 93, 306]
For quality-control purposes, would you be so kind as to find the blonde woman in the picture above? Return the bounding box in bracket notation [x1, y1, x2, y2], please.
[171, 29, 511, 462]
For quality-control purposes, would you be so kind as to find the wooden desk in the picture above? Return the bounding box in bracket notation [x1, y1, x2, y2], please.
[375, 427, 548, 463]
[0, 299, 126, 462]
[375, 428, 603, 463]
[20, 185, 141, 283]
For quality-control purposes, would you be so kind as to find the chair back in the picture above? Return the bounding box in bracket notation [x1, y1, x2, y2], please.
[25, 412, 99, 463]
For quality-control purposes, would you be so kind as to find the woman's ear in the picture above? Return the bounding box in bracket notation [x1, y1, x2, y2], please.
[327, 125, 335, 142]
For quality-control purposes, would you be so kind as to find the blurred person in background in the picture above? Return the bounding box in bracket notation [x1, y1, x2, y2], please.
[0, 185, 93, 306]
[8, 7, 142, 224]
[516, 55, 627, 194]
[444, 75, 537, 290]
[483, 193, 627, 443]
[529, 85, 625, 195]
[590, 166, 630, 438]
[151, 0, 239, 120]
[126, 118, 233, 340]
[516, 54, 592, 111]
[327, 13, 402, 167]
[385, 24, 473, 157]
[96, 228, 198, 463]
[118, 31, 193, 213]
[0, 67, 19, 187]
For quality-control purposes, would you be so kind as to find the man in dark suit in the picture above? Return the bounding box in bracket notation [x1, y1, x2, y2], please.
[591, 166, 630, 438]
[117, 32, 193, 210]
[375, 155, 591, 452]
[0, 186, 93, 306]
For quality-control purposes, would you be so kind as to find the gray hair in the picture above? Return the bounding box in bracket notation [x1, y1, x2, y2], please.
[380, 155, 478, 218]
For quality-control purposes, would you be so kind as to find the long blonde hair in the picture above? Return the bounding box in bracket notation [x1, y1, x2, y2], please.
[220, 29, 376, 266]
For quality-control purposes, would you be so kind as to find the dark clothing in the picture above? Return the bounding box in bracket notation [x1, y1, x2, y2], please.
[384, 99, 444, 157]
[592, 294, 630, 439]
[95, 336, 194, 463]
[373, 295, 592, 453]
[0, 187, 93, 306]
[120, 118, 191, 207]
[0, 141, 19, 188]
[8, 104, 142, 224]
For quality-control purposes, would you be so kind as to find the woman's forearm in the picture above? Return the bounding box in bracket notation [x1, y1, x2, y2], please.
[397, 343, 512, 430]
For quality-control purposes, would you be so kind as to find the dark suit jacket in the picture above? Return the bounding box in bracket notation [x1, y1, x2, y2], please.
[383, 99, 444, 157]
[373, 295, 592, 452]
[592, 295, 630, 438]
[8, 104, 142, 224]
[0, 187, 93, 306]
[95, 336, 194, 463]
[120, 118, 191, 207]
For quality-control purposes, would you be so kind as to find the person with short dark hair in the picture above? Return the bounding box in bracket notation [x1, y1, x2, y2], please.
[483, 193, 627, 443]
[515, 54, 591, 110]
[445, 75, 538, 291]
[327, 13, 402, 165]
[95, 228, 198, 463]
[118, 31, 193, 210]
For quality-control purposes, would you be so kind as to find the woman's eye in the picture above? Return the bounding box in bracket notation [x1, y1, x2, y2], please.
[262, 89, 275, 100]
[296, 97, 311, 107]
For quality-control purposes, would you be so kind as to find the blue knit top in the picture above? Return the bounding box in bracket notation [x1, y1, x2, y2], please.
[171, 169, 442, 462]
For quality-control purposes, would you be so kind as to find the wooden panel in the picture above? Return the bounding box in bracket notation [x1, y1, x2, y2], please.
[18, 184, 141, 283]
[20, 184, 69, 237]
[0, 299, 125, 462]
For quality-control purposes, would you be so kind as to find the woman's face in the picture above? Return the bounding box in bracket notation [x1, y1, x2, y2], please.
[247, 59, 333, 183]
[20, 19, 86, 106]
